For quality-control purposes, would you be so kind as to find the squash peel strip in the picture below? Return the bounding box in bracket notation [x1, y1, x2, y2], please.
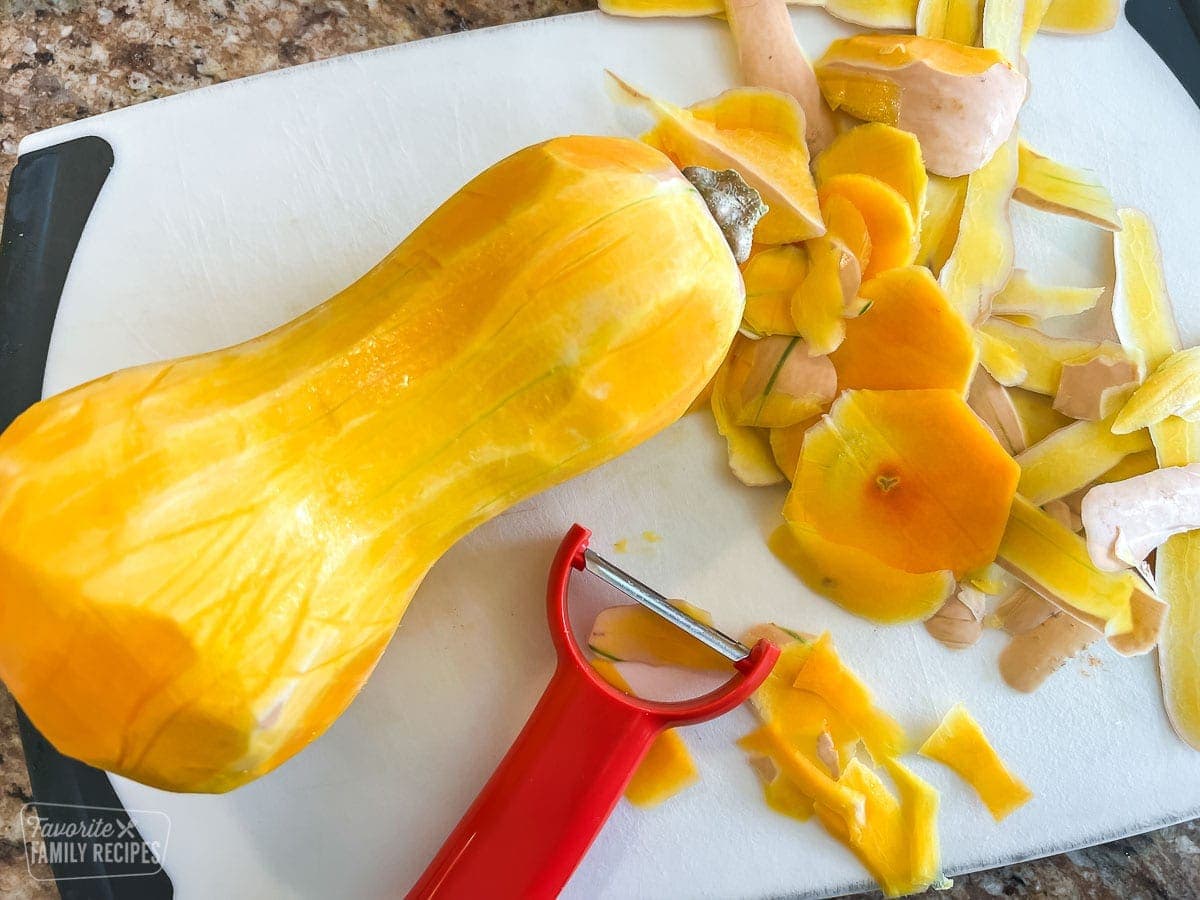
[1111, 207, 1200, 748]
[919, 703, 1031, 821]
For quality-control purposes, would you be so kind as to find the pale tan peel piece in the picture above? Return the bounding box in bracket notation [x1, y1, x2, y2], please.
[724, 334, 837, 428]
[725, 0, 837, 154]
[1053, 350, 1141, 422]
[925, 588, 986, 650]
[995, 586, 1056, 635]
[1082, 465, 1200, 572]
[999, 611, 1101, 692]
[969, 368, 1027, 454]
[815, 37, 1026, 178]
[977, 318, 1106, 395]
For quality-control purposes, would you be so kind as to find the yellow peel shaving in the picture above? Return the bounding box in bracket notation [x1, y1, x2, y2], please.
[1014, 141, 1121, 231]
[919, 704, 1031, 820]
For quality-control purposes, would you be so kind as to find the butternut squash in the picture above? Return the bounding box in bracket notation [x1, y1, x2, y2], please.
[0, 136, 745, 793]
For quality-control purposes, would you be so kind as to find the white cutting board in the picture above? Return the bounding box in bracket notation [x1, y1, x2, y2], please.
[19, 8, 1200, 898]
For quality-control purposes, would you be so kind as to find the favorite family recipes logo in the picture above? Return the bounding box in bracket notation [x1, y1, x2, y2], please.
[20, 803, 170, 881]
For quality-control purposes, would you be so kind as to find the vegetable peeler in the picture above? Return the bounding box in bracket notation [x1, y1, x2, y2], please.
[407, 524, 780, 899]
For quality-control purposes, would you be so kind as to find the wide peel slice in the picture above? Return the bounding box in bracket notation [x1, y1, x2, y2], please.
[1015, 416, 1153, 505]
[787, 389, 1020, 576]
[815, 35, 1026, 178]
[770, 521, 955, 624]
[817, 174, 916, 279]
[829, 266, 977, 393]
[611, 75, 825, 244]
[814, 123, 928, 223]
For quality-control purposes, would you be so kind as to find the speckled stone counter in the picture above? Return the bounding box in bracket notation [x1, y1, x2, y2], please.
[0, 2, 1198, 898]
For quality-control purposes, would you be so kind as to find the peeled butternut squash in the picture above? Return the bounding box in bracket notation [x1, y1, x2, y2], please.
[0, 136, 745, 792]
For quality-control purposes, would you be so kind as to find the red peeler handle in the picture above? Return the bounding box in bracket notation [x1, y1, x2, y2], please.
[407, 525, 779, 900]
[406, 658, 666, 899]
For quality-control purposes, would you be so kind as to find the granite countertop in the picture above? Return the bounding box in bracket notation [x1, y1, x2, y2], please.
[0, 1, 1199, 897]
